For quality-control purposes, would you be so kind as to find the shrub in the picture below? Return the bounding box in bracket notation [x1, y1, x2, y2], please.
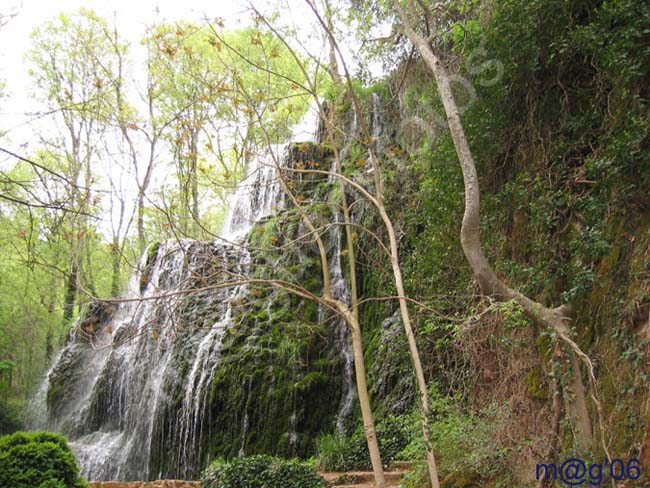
[396, 395, 513, 487]
[316, 415, 412, 471]
[315, 433, 348, 472]
[201, 455, 326, 488]
[0, 431, 88, 488]
[315, 431, 369, 472]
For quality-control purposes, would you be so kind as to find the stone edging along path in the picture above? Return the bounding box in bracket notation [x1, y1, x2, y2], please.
[88, 462, 413, 488]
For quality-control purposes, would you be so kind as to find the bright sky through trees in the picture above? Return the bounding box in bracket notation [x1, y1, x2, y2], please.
[0, 0, 327, 240]
[0, 0, 319, 144]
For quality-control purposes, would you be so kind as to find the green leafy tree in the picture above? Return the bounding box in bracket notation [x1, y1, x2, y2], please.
[146, 21, 311, 238]
[28, 9, 120, 337]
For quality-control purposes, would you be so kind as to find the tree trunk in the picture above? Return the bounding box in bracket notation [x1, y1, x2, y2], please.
[346, 310, 386, 488]
[330, 51, 442, 488]
[61, 259, 78, 344]
[327, 97, 386, 488]
[387, 229, 440, 487]
[190, 132, 200, 237]
[111, 236, 121, 297]
[138, 192, 146, 253]
[269, 124, 386, 486]
[394, 1, 594, 450]
[137, 147, 155, 254]
[309, 9, 442, 483]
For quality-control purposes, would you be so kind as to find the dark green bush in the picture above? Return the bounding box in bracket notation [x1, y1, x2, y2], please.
[0, 431, 88, 488]
[201, 455, 326, 488]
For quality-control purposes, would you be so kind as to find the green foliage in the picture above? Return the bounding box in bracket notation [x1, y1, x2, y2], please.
[570, 0, 650, 92]
[0, 431, 88, 488]
[146, 20, 313, 238]
[316, 415, 411, 471]
[314, 433, 347, 471]
[341, 0, 649, 482]
[429, 403, 508, 478]
[494, 300, 528, 331]
[397, 394, 511, 487]
[0, 401, 23, 435]
[201, 455, 326, 488]
[28, 9, 118, 113]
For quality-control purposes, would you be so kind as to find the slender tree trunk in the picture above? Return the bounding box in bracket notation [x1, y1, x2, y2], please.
[61, 259, 78, 344]
[333, 120, 385, 488]
[110, 236, 121, 297]
[84, 234, 96, 296]
[190, 131, 200, 236]
[308, 6, 442, 483]
[138, 147, 155, 254]
[387, 231, 440, 487]
[324, 1, 342, 85]
[44, 277, 58, 362]
[138, 193, 146, 252]
[245, 19, 388, 484]
[394, 1, 594, 450]
[331, 53, 442, 488]
[45, 327, 53, 364]
[346, 310, 386, 488]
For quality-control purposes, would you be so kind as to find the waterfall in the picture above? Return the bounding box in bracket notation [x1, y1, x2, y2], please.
[288, 388, 298, 454]
[330, 209, 357, 437]
[30, 106, 363, 481]
[57, 239, 245, 481]
[328, 92, 387, 429]
[31, 141, 293, 481]
[24, 349, 63, 430]
[327, 162, 357, 437]
[237, 377, 252, 458]
[221, 147, 284, 242]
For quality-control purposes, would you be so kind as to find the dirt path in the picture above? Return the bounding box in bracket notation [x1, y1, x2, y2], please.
[88, 462, 413, 488]
[89, 482, 200, 488]
[320, 464, 411, 487]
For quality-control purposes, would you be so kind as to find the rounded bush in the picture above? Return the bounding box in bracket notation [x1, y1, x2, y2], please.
[0, 431, 88, 488]
[201, 455, 326, 488]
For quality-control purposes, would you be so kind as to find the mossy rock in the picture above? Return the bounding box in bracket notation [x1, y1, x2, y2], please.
[140, 241, 161, 293]
[526, 366, 547, 400]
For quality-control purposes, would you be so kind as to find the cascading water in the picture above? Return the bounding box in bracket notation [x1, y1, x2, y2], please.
[25, 349, 63, 430]
[32, 141, 304, 480]
[237, 377, 252, 458]
[32, 102, 371, 481]
[330, 210, 357, 437]
[54, 238, 251, 481]
[221, 148, 284, 243]
[326, 162, 357, 437]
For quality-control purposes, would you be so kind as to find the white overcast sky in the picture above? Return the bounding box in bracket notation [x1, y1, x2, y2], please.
[0, 0, 328, 238]
[0, 0, 385, 240]
[0, 0, 322, 145]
